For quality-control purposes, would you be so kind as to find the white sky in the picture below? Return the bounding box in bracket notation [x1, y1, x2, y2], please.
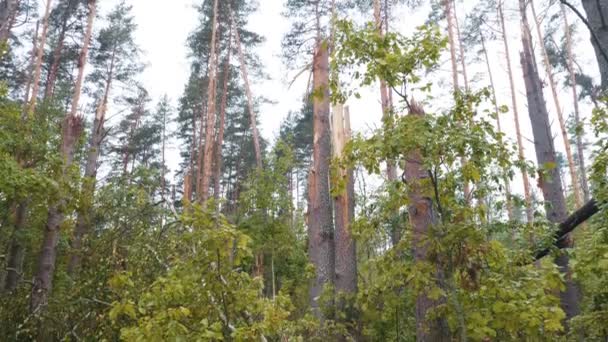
[91, 0, 600, 199]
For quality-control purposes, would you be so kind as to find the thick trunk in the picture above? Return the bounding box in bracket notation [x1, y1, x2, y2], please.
[0, 0, 18, 42]
[199, 0, 220, 203]
[406, 103, 450, 342]
[519, 0, 580, 323]
[530, 0, 583, 208]
[481, 31, 514, 221]
[27, 0, 53, 117]
[4, 201, 27, 291]
[498, 1, 534, 223]
[561, 3, 590, 202]
[308, 41, 334, 318]
[232, 11, 263, 169]
[214, 26, 232, 202]
[581, 0, 608, 90]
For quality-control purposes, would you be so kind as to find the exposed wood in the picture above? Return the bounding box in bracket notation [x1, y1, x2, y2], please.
[199, 0, 220, 203]
[530, 0, 583, 208]
[498, 0, 534, 223]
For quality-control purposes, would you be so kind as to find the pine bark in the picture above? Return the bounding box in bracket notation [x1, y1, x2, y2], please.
[498, 0, 534, 223]
[581, 0, 608, 90]
[530, 0, 583, 208]
[561, 3, 590, 202]
[199, 0, 220, 203]
[406, 102, 450, 342]
[30, 0, 95, 312]
[308, 40, 334, 318]
[519, 0, 580, 323]
[27, 0, 53, 116]
[214, 27, 232, 202]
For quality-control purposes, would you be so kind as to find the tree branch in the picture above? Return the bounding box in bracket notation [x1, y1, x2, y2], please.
[560, 0, 608, 67]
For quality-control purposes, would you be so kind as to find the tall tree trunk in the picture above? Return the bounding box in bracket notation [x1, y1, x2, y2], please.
[530, 0, 583, 208]
[4, 201, 27, 291]
[27, 0, 53, 117]
[232, 11, 263, 169]
[44, 0, 75, 100]
[214, 26, 232, 203]
[406, 102, 450, 342]
[561, 3, 590, 202]
[581, 0, 608, 90]
[308, 40, 334, 319]
[480, 30, 514, 221]
[199, 0, 219, 203]
[0, 0, 18, 43]
[453, 0, 469, 91]
[519, 0, 580, 324]
[30, 0, 95, 313]
[498, 0, 534, 223]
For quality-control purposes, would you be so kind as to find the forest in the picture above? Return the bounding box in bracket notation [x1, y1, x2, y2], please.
[0, 0, 608, 340]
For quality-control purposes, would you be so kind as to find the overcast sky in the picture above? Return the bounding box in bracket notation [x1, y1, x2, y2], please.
[90, 0, 601, 196]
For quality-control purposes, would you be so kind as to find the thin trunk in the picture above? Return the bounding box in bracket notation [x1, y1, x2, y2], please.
[44, 0, 74, 100]
[30, 0, 95, 312]
[27, 0, 53, 117]
[406, 102, 450, 342]
[498, 0, 534, 223]
[308, 40, 334, 319]
[581, 0, 608, 90]
[4, 201, 27, 291]
[519, 0, 580, 323]
[453, 0, 469, 91]
[0, 0, 18, 42]
[481, 30, 514, 221]
[214, 25, 232, 203]
[199, 0, 220, 203]
[232, 11, 262, 168]
[22, 21, 40, 118]
[561, 3, 590, 202]
[530, 0, 583, 208]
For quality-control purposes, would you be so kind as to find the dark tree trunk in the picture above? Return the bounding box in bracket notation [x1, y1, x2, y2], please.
[308, 40, 335, 319]
[406, 102, 450, 342]
[581, 0, 608, 90]
[0, 0, 18, 42]
[4, 201, 27, 291]
[519, 0, 580, 323]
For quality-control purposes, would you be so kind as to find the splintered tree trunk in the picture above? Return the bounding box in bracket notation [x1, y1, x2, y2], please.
[498, 0, 534, 223]
[561, 3, 590, 202]
[530, 0, 582, 208]
[332, 105, 357, 310]
[0, 0, 18, 42]
[200, 0, 219, 203]
[519, 0, 580, 323]
[406, 102, 450, 342]
[27, 0, 53, 116]
[480, 31, 514, 221]
[31, 0, 95, 313]
[214, 30, 232, 202]
[581, 0, 608, 90]
[308, 40, 334, 319]
[232, 11, 262, 168]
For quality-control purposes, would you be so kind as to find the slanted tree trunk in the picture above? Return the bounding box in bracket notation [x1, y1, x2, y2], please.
[214, 26, 232, 203]
[498, 0, 534, 223]
[232, 11, 262, 169]
[581, 0, 608, 90]
[519, 0, 580, 323]
[30, 0, 95, 313]
[561, 3, 590, 202]
[480, 30, 514, 221]
[0, 0, 18, 43]
[406, 102, 450, 342]
[44, 0, 75, 100]
[308, 40, 334, 319]
[27, 0, 53, 117]
[530, 0, 583, 208]
[332, 105, 357, 332]
[200, 0, 219, 203]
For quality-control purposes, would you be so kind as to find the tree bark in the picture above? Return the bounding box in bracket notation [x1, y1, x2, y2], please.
[4, 201, 27, 291]
[199, 0, 219, 203]
[561, 3, 590, 202]
[519, 0, 580, 323]
[498, 0, 534, 223]
[214, 25, 232, 203]
[232, 11, 262, 169]
[0, 0, 18, 43]
[44, 0, 76, 100]
[581, 0, 608, 90]
[530, 0, 583, 208]
[406, 102, 450, 342]
[308, 40, 334, 319]
[27, 0, 53, 117]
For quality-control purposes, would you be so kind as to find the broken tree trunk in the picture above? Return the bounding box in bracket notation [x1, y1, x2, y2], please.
[519, 0, 580, 322]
